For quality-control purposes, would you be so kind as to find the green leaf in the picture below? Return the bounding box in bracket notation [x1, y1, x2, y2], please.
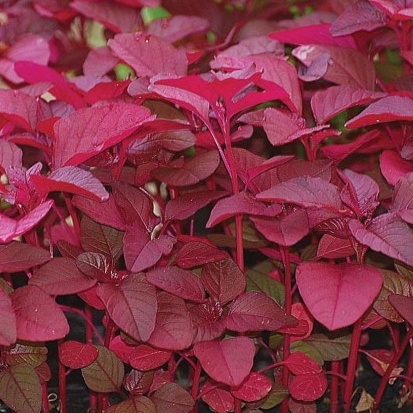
[290, 341, 324, 366]
[0, 364, 41, 413]
[259, 382, 288, 410]
[82, 346, 124, 393]
[305, 333, 351, 361]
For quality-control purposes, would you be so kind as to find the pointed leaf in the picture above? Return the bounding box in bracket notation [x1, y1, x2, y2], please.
[76, 252, 115, 282]
[0, 364, 41, 413]
[391, 172, 413, 223]
[146, 266, 205, 303]
[388, 294, 413, 325]
[97, 273, 157, 342]
[317, 235, 355, 259]
[296, 263, 383, 330]
[349, 214, 413, 266]
[82, 346, 124, 393]
[0, 242, 50, 273]
[59, 341, 98, 369]
[225, 291, 297, 332]
[305, 334, 351, 361]
[151, 383, 194, 413]
[176, 240, 229, 269]
[193, 337, 255, 387]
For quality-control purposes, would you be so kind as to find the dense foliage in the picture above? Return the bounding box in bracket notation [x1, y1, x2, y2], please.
[1, 0, 413, 412]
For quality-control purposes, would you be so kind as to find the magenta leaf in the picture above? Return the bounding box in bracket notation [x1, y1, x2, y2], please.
[0, 288, 16, 346]
[380, 150, 413, 186]
[257, 176, 341, 211]
[11, 285, 69, 341]
[225, 291, 297, 332]
[108, 33, 188, 77]
[349, 214, 413, 266]
[207, 191, 281, 228]
[97, 273, 157, 342]
[200, 381, 234, 413]
[317, 235, 355, 259]
[148, 291, 193, 351]
[346, 96, 413, 128]
[193, 337, 255, 386]
[146, 266, 205, 303]
[76, 252, 115, 283]
[30, 257, 96, 295]
[151, 383, 194, 413]
[165, 190, 227, 222]
[370, 0, 413, 19]
[0, 141, 22, 171]
[0, 200, 53, 244]
[0, 242, 50, 273]
[32, 166, 109, 201]
[53, 102, 153, 168]
[230, 372, 272, 402]
[83, 47, 119, 77]
[284, 352, 322, 375]
[388, 294, 413, 325]
[201, 259, 246, 306]
[391, 172, 413, 223]
[128, 344, 172, 371]
[59, 341, 98, 369]
[311, 85, 384, 124]
[296, 262, 383, 330]
[151, 151, 220, 187]
[289, 373, 328, 402]
[292, 45, 376, 90]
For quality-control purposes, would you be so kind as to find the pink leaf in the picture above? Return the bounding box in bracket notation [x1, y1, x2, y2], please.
[284, 352, 322, 375]
[370, 0, 413, 20]
[129, 345, 172, 371]
[0, 288, 16, 346]
[257, 176, 341, 210]
[270, 23, 357, 49]
[148, 292, 193, 351]
[207, 191, 281, 228]
[225, 291, 297, 332]
[97, 274, 157, 342]
[289, 373, 328, 402]
[391, 172, 413, 223]
[59, 341, 98, 369]
[53, 102, 153, 168]
[311, 85, 384, 124]
[0, 141, 22, 171]
[346, 96, 413, 128]
[293, 45, 376, 90]
[194, 337, 255, 387]
[146, 266, 205, 303]
[380, 150, 413, 186]
[231, 372, 272, 402]
[296, 262, 383, 330]
[349, 214, 413, 266]
[83, 47, 119, 77]
[0, 200, 53, 244]
[201, 259, 246, 306]
[0, 242, 51, 273]
[317, 235, 355, 259]
[30, 257, 96, 295]
[32, 167, 109, 201]
[12, 285, 69, 341]
[108, 33, 188, 77]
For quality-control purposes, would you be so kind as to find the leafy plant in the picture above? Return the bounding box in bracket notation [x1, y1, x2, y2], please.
[2, 1, 413, 413]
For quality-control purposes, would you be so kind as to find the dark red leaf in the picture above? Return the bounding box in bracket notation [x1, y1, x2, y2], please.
[289, 373, 328, 402]
[59, 341, 98, 369]
[0, 288, 16, 346]
[389, 294, 413, 325]
[151, 383, 194, 413]
[200, 381, 234, 413]
[129, 344, 171, 371]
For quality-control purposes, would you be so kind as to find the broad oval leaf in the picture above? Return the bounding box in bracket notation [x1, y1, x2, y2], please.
[82, 346, 124, 393]
[289, 373, 328, 402]
[284, 352, 322, 375]
[0, 364, 41, 413]
[193, 337, 255, 387]
[230, 372, 272, 402]
[30, 257, 96, 295]
[305, 333, 351, 361]
[0, 288, 16, 345]
[146, 266, 205, 303]
[129, 345, 171, 371]
[76, 252, 115, 283]
[296, 262, 383, 330]
[225, 291, 297, 332]
[11, 285, 69, 341]
[106, 396, 156, 413]
[59, 341, 98, 369]
[151, 383, 194, 413]
[200, 381, 234, 413]
[0, 242, 50, 273]
[97, 273, 157, 342]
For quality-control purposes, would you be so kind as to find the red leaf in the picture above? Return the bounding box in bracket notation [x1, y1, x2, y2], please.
[151, 383, 194, 413]
[97, 274, 157, 342]
[129, 344, 171, 371]
[231, 372, 272, 402]
[346, 96, 413, 128]
[59, 341, 98, 369]
[148, 292, 193, 351]
[389, 294, 413, 325]
[193, 337, 255, 387]
[12, 285, 69, 341]
[391, 172, 413, 223]
[32, 167, 109, 201]
[30, 257, 96, 295]
[0, 141, 22, 171]
[316, 235, 355, 259]
[284, 352, 322, 375]
[176, 240, 229, 269]
[296, 263, 383, 330]
[200, 381, 234, 413]
[76, 252, 116, 283]
[201, 259, 246, 306]
[108, 33, 188, 77]
[363, 349, 395, 376]
[53, 102, 153, 168]
[380, 150, 413, 186]
[225, 291, 297, 332]
[289, 373, 328, 402]
[146, 266, 205, 303]
[0, 288, 16, 346]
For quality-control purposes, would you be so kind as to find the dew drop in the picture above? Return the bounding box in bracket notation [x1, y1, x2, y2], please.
[134, 31, 143, 41]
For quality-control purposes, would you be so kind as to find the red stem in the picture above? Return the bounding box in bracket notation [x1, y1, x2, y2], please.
[42, 382, 50, 413]
[190, 361, 202, 413]
[330, 360, 341, 413]
[57, 340, 67, 413]
[234, 398, 242, 413]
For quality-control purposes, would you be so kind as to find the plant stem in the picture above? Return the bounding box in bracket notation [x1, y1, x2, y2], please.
[190, 361, 202, 413]
[42, 382, 50, 413]
[330, 360, 341, 413]
[57, 340, 67, 413]
[343, 317, 363, 412]
[234, 397, 242, 413]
